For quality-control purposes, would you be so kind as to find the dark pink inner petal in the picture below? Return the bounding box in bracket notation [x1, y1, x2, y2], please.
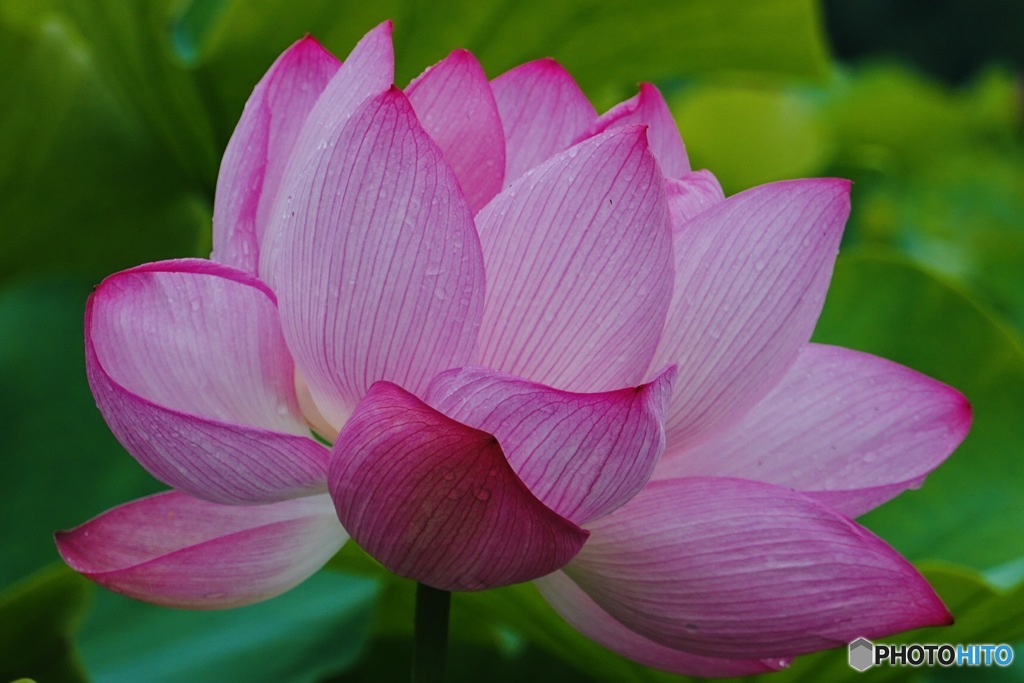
[426, 366, 675, 525]
[329, 382, 589, 592]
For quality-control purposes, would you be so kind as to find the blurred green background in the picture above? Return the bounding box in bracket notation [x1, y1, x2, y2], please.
[1, 0, 1021, 681]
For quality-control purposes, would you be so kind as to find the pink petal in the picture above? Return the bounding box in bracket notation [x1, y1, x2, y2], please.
[535, 570, 789, 677]
[476, 127, 673, 393]
[656, 344, 972, 517]
[649, 178, 851, 452]
[56, 491, 345, 609]
[329, 382, 588, 591]
[425, 366, 676, 525]
[665, 170, 725, 229]
[264, 88, 485, 429]
[212, 36, 340, 274]
[564, 477, 951, 659]
[406, 49, 505, 213]
[86, 259, 328, 504]
[490, 58, 596, 182]
[577, 83, 690, 178]
[260, 21, 395, 286]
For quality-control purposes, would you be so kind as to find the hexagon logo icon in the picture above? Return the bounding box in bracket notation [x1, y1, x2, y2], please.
[849, 637, 875, 672]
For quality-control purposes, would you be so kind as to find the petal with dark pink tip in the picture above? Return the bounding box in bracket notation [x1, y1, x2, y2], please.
[649, 178, 850, 452]
[426, 366, 675, 525]
[535, 571, 790, 677]
[55, 491, 345, 609]
[86, 259, 328, 504]
[476, 127, 673, 393]
[490, 58, 596, 182]
[329, 382, 588, 591]
[407, 49, 505, 213]
[212, 36, 340, 274]
[265, 88, 485, 429]
[260, 21, 395, 286]
[656, 344, 972, 517]
[577, 83, 689, 178]
[563, 477, 951, 659]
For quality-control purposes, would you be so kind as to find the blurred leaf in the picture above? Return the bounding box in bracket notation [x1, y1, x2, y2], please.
[670, 82, 830, 194]
[812, 251, 1024, 569]
[0, 5, 209, 285]
[46, 0, 222, 181]
[847, 149, 1024, 331]
[824, 64, 1021, 174]
[77, 571, 379, 683]
[0, 0, 830, 287]
[0, 279, 161, 586]
[330, 545, 686, 683]
[0, 565, 92, 683]
[171, 0, 230, 65]
[768, 563, 1024, 682]
[339, 636, 600, 683]
[184, 0, 830, 124]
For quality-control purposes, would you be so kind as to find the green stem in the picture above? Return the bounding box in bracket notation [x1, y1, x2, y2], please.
[412, 582, 451, 683]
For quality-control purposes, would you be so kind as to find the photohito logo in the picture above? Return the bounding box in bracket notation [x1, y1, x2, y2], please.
[848, 637, 1015, 671]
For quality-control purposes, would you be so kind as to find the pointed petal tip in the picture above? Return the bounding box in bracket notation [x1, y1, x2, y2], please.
[954, 389, 974, 435]
[813, 176, 853, 198]
[53, 529, 79, 569]
[517, 56, 573, 79]
[448, 47, 474, 61]
[293, 34, 330, 54]
[637, 82, 662, 101]
[909, 589, 955, 631]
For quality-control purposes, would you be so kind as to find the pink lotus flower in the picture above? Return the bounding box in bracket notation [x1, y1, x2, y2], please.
[57, 22, 971, 677]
